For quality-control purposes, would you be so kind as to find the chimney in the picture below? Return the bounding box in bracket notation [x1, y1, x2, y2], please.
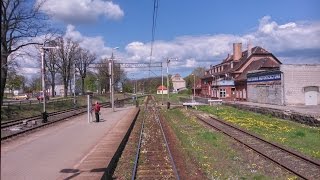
[233, 43, 242, 61]
[247, 40, 252, 57]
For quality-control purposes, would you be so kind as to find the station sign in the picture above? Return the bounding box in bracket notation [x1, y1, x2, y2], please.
[247, 70, 281, 83]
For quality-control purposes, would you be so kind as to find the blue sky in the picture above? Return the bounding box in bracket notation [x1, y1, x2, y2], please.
[70, 0, 320, 48]
[22, 0, 320, 79]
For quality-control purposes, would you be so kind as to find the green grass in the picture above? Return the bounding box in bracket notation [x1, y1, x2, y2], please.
[1, 94, 117, 121]
[153, 93, 190, 104]
[161, 108, 287, 179]
[198, 105, 320, 159]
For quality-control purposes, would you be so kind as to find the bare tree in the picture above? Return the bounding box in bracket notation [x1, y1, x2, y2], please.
[1, 0, 53, 106]
[28, 76, 41, 92]
[95, 58, 125, 94]
[75, 48, 96, 95]
[96, 58, 110, 94]
[45, 47, 59, 97]
[55, 37, 79, 97]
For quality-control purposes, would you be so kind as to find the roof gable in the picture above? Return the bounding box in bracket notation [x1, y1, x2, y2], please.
[157, 85, 167, 90]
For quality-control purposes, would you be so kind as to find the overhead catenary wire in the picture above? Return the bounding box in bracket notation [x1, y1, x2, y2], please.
[148, 0, 159, 92]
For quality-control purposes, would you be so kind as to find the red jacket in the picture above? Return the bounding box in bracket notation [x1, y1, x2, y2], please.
[93, 103, 101, 113]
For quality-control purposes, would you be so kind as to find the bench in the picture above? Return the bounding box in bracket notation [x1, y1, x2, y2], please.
[182, 102, 203, 110]
[208, 99, 222, 106]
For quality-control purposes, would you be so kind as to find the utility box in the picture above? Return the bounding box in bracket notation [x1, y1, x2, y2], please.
[42, 112, 49, 123]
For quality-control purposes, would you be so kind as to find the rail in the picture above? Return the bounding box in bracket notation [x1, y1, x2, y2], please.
[194, 112, 320, 179]
[131, 95, 180, 179]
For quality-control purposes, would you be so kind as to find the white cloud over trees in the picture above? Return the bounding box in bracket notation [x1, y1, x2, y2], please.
[37, 0, 124, 24]
[19, 16, 320, 79]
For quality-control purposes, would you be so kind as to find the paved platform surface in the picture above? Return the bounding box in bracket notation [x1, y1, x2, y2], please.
[228, 101, 320, 117]
[1, 106, 136, 180]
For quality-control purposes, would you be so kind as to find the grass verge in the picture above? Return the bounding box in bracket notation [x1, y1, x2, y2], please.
[162, 108, 296, 179]
[1, 95, 110, 121]
[197, 105, 320, 159]
[153, 93, 191, 104]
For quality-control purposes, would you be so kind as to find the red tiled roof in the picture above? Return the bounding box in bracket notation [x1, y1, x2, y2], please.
[157, 85, 167, 90]
[202, 46, 281, 80]
[235, 58, 280, 81]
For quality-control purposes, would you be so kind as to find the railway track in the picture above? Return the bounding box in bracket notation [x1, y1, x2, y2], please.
[132, 96, 179, 179]
[1, 102, 111, 141]
[194, 112, 320, 179]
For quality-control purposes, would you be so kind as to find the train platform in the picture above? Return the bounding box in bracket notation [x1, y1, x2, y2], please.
[229, 101, 320, 117]
[1, 106, 139, 180]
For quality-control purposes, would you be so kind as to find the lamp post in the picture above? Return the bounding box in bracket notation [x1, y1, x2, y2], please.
[40, 42, 59, 122]
[211, 75, 214, 98]
[192, 74, 195, 102]
[166, 58, 170, 101]
[161, 62, 163, 105]
[73, 63, 76, 107]
[110, 47, 119, 112]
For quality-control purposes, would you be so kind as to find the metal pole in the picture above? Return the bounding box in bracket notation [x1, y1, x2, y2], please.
[73, 63, 76, 106]
[109, 59, 112, 103]
[87, 95, 91, 123]
[193, 74, 195, 102]
[166, 58, 170, 100]
[133, 75, 135, 94]
[112, 60, 115, 112]
[41, 48, 46, 113]
[161, 62, 163, 105]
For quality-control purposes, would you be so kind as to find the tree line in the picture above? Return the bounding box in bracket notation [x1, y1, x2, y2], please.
[1, 0, 206, 107]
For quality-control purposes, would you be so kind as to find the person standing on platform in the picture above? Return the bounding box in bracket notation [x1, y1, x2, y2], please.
[93, 101, 101, 122]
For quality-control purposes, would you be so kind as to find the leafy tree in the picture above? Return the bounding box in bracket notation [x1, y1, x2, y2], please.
[185, 66, 206, 89]
[6, 72, 26, 92]
[84, 72, 98, 92]
[122, 80, 133, 93]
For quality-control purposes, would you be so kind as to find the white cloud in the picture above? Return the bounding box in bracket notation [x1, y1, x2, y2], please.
[64, 24, 119, 59]
[254, 16, 320, 52]
[38, 0, 124, 23]
[123, 16, 320, 71]
[185, 58, 197, 68]
[17, 16, 320, 80]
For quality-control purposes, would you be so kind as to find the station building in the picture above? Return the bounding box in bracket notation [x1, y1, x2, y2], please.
[200, 42, 281, 101]
[171, 74, 186, 92]
[247, 64, 320, 105]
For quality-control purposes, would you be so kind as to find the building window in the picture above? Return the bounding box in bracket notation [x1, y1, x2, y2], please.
[220, 89, 226, 98]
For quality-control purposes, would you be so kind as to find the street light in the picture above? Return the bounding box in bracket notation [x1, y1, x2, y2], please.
[192, 73, 195, 102]
[73, 63, 77, 107]
[109, 47, 119, 112]
[161, 62, 163, 105]
[166, 58, 170, 101]
[40, 41, 59, 122]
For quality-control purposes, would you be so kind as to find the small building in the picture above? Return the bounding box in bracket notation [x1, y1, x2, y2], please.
[247, 64, 320, 105]
[171, 74, 186, 92]
[157, 85, 168, 95]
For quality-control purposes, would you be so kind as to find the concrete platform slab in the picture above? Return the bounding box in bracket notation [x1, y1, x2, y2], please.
[1, 106, 138, 180]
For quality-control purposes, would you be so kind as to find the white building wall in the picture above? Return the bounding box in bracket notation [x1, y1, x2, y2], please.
[172, 81, 186, 91]
[157, 90, 168, 94]
[281, 64, 320, 105]
[172, 74, 186, 91]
